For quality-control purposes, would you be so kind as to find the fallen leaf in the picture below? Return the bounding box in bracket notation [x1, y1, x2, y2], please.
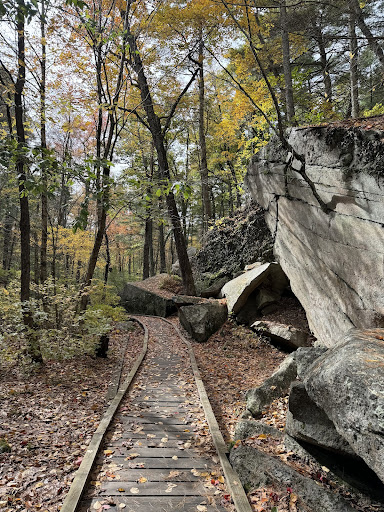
[197, 506, 207, 512]
[104, 450, 114, 456]
[138, 477, 147, 483]
[93, 502, 102, 510]
[130, 487, 140, 494]
[172, 455, 178, 460]
[118, 488, 125, 492]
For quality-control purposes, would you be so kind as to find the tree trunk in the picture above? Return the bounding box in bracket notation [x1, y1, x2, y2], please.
[2, 207, 13, 272]
[350, 0, 384, 73]
[158, 222, 166, 273]
[142, 216, 153, 280]
[15, 0, 42, 362]
[127, 26, 196, 295]
[312, 21, 332, 103]
[198, 28, 212, 231]
[40, 0, 48, 284]
[349, 9, 360, 118]
[280, 0, 295, 123]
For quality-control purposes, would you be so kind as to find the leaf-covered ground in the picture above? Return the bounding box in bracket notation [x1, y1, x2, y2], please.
[0, 323, 144, 512]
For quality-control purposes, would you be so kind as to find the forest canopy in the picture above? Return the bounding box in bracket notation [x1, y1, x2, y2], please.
[1, 0, 384, 364]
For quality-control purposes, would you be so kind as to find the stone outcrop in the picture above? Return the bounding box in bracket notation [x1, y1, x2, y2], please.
[221, 262, 288, 316]
[230, 445, 355, 512]
[120, 282, 176, 317]
[245, 124, 384, 346]
[304, 328, 384, 484]
[246, 353, 297, 417]
[194, 203, 274, 279]
[251, 320, 310, 350]
[286, 382, 356, 456]
[178, 300, 228, 342]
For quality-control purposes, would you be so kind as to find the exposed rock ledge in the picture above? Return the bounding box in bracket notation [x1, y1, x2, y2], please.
[245, 121, 384, 346]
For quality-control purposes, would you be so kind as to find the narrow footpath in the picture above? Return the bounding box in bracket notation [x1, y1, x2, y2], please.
[79, 317, 233, 512]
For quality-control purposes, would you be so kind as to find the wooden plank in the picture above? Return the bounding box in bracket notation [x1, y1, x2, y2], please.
[100, 447, 197, 457]
[99, 480, 215, 496]
[118, 416, 188, 425]
[97, 456, 212, 469]
[79, 497, 224, 512]
[122, 424, 195, 433]
[100, 468, 201, 481]
[121, 432, 194, 440]
[60, 320, 148, 512]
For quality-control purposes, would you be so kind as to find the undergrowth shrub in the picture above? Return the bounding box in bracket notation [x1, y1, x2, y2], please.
[0, 278, 127, 369]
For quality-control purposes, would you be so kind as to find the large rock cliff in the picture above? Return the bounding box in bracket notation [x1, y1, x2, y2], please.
[245, 121, 384, 346]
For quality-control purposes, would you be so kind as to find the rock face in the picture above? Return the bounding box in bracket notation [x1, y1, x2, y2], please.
[178, 300, 228, 342]
[304, 328, 384, 484]
[286, 382, 356, 456]
[230, 445, 355, 512]
[120, 283, 176, 317]
[221, 262, 288, 316]
[245, 125, 384, 346]
[194, 203, 274, 279]
[246, 353, 297, 417]
[251, 320, 310, 350]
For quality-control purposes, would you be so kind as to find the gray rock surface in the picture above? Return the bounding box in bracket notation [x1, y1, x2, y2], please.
[304, 328, 384, 484]
[236, 288, 280, 325]
[246, 353, 297, 417]
[178, 300, 228, 342]
[222, 262, 287, 315]
[234, 419, 283, 441]
[194, 204, 274, 278]
[200, 276, 231, 298]
[230, 445, 355, 512]
[286, 382, 356, 456]
[245, 127, 384, 346]
[251, 320, 310, 350]
[294, 346, 328, 379]
[120, 283, 176, 317]
[171, 295, 203, 308]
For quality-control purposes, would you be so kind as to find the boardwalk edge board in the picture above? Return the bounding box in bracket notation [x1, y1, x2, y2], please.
[60, 318, 148, 512]
[159, 317, 253, 512]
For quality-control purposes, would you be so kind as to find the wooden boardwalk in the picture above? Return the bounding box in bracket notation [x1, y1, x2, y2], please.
[79, 318, 228, 512]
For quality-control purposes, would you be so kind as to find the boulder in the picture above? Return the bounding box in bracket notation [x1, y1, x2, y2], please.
[246, 353, 297, 417]
[294, 346, 328, 380]
[234, 419, 283, 441]
[304, 328, 384, 484]
[285, 382, 356, 456]
[251, 320, 311, 350]
[120, 283, 176, 317]
[178, 300, 228, 342]
[230, 445, 355, 512]
[221, 262, 281, 314]
[171, 295, 203, 308]
[200, 276, 231, 298]
[235, 288, 280, 325]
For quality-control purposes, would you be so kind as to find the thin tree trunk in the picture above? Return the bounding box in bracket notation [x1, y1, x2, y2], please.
[15, 0, 42, 362]
[2, 207, 13, 271]
[312, 22, 332, 103]
[280, 0, 295, 123]
[143, 217, 152, 280]
[349, 9, 360, 118]
[350, 0, 384, 72]
[158, 222, 166, 273]
[198, 27, 212, 231]
[40, 0, 48, 284]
